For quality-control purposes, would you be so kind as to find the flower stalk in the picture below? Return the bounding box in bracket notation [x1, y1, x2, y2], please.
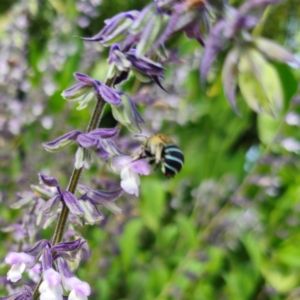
[32, 77, 115, 299]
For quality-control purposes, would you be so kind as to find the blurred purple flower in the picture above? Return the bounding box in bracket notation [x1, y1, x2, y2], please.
[199, 0, 297, 116]
[2, 285, 33, 300]
[201, 0, 286, 85]
[200, 19, 227, 85]
[158, 0, 209, 48]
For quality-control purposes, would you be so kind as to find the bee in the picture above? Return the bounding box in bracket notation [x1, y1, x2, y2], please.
[133, 133, 184, 178]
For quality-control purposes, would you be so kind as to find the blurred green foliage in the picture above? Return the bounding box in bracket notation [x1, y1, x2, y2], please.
[1, 0, 300, 299]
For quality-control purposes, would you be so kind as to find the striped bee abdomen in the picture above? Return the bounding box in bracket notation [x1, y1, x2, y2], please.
[162, 145, 184, 177]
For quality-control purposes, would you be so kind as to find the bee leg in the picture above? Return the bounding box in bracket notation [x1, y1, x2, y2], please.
[131, 146, 145, 160]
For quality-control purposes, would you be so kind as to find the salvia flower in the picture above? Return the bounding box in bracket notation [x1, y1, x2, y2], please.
[108, 45, 166, 90]
[42, 128, 122, 169]
[58, 258, 91, 300]
[77, 184, 123, 219]
[79, 10, 139, 46]
[27, 263, 41, 283]
[5, 240, 49, 282]
[62, 73, 122, 110]
[107, 44, 132, 84]
[39, 174, 84, 217]
[39, 247, 63, 300]
[159, 0, 209, 48]
[2, 184, 58, 244]
[226, 0, 282, 37]
[111, 156, 151, 196]
[61, 72, 144, 132]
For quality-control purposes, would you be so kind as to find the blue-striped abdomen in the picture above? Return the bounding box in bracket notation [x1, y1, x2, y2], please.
[162, 145, 184, 177]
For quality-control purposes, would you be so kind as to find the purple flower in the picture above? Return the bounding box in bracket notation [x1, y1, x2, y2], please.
[51, 238, 83, 254]
[62, 73, 122, 110]
[200, 19, 227, 85]
[39, 247, 63, 300]
[5, 252, 35, 282]
[39, 174, 84, 217]
[2, 285, 33, 300]
[78, 184, 123, 218]
[58, 258, 91, 300]
[2, 224, 27, 242]
[126, 49, 165, 76]
[108, 44, 132, 72]
[111, 156, 151, 196]
[5, 240, 49, 282]
[42, 130, 83, 153]
[159, 0, 209, 48]
[79, 11, 139, 46]
[27, 263, 41, 283]
[42, 128, 122, 168]
[230, 0, 282, 35]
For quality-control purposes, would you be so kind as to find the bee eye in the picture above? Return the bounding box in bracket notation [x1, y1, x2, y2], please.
[162, 145, 184, 177]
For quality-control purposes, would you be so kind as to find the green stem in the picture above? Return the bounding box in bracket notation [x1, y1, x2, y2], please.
[32, 77, 114, 299]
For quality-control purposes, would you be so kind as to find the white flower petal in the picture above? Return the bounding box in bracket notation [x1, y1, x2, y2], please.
[120, 166, 141, 196]
[68, 290, 88, 300]
[27, 263, 41, 283]
[7, 263, 26, 282]
[39, 280, 63, 300]
[121, 177, 140, 196]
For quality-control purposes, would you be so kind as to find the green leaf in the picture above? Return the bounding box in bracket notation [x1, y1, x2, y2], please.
[255, 37, 299, 66]
[241, 233, 263, 277]
[238, 49, 283, 117]
[175, 215, 197, 247]
[261, 262, 298, 293]
[140, 178, 165, 232]
[119, 218, 143, 270]
[257, 113, 281, 145]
